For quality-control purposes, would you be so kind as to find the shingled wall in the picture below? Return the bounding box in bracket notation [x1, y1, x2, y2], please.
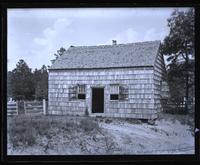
[48, 67, 158, 119]
[153, 53, 167, 113]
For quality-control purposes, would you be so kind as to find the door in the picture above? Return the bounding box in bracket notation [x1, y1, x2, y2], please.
[92, 88, 104, 113]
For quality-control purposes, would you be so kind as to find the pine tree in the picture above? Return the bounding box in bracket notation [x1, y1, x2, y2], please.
[161, 8, 194, 113]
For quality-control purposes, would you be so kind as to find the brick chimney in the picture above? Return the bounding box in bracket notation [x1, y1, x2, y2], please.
[112, 40, 117, 45]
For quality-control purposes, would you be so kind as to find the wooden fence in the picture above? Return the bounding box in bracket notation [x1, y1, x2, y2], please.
[7, 101, 18, 116]
[7, 98, 47, 116]
[24, 99, 47, 115]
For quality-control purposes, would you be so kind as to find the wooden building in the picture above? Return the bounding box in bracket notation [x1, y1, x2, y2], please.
[48, 40, 168, 120]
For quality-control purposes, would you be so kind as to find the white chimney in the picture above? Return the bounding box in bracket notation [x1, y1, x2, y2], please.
[112, 40, 117, 45]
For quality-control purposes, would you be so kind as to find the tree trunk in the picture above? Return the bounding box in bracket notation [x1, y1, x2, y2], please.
[185, 52, 189, 113]
[185, 70, 189, 113]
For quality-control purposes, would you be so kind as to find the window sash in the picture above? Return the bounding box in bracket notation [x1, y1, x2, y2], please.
[119, 86, 129, 100]
[69, 86, 78, 100]
[77, 84, 86, 94]
[110, 84, 119, 94]
[69, 85, 86, 100]
[110, 94, 119, 100]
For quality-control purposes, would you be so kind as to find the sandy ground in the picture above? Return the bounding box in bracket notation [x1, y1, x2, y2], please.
[99, 115, 194, 154]
[7, 113, 194, 155]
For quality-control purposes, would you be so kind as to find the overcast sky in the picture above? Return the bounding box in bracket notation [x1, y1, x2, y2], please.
[8, 7, 189, 71]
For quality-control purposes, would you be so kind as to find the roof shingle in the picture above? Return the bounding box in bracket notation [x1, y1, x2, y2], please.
[50, 40, 161, 70]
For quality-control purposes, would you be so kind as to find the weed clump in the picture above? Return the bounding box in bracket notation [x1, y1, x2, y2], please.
[105, 118, 112, 124]
[84, 107, 89, 117]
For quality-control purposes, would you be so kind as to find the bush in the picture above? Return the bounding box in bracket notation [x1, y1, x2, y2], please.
[164, 106, 188, 115]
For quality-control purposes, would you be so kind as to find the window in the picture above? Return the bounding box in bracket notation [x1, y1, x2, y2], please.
[119, 86, 129, 100]
[69, 84, 86, 100]
[69, 85, 78, 100]
[110, 94, 119, 100]
[110, 84, 119, 100]
[110, 84, 128, 101]
[77, 84, 86, 100]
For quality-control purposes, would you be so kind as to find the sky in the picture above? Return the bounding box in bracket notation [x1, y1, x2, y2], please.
[8, 7, 189, 71]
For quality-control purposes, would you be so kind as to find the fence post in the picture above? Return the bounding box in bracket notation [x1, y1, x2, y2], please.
[24, 101, 26, 114]
[16, 101, 19, 115]
[43, 99, 46, 115]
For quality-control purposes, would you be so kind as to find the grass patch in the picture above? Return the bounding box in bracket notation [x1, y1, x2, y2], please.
[8, 116, 100, 149]
[9, 122, 37, 147]
[79, 117, 99, 132]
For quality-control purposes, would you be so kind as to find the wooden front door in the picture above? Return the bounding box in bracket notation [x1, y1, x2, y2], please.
[92, 88, 104, 113]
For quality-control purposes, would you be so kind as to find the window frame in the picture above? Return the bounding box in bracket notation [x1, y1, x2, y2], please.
[77, 84, 86, 100]
[109, 84, 129, 101]
[119, 85, 129, 101]
[69, 84, 86, 101]
[109, 84, 120, 101]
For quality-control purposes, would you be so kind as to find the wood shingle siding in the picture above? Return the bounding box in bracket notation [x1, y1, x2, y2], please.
[48, 67, 156, 119]
[48, 40, 168, 120]
[153, 52, 168, 113]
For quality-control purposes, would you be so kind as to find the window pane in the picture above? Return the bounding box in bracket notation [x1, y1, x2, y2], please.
[69, 86, 77, 100]
[110, 84, 119, 94]
[110, 94, 119, 100]
[78, 94, 85, 99]
[119, 86, 129, 100]
[78, 85, 85, 94]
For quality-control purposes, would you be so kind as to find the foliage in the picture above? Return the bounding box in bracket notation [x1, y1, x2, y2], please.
[8, 59, 48, 101]
[164, 105, 188, 115]
[10, 59, 35, 100]
[7, 71, 13, 98]
[33, 65, 48, 100]
[51, 47, 66, 64]
[160, 8, 195, 113]
[160, 8, 194, 59]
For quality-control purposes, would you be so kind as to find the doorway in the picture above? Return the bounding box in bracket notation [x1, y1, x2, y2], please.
[92, 88, 104, 113]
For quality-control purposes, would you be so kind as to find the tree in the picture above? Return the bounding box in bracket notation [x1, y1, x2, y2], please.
[7, 71, 13, 99]
[11, 59, 34, 100]
[161, 8, 194, 113]
[33, 65, 48, 100]
[51, 47, 66, 64]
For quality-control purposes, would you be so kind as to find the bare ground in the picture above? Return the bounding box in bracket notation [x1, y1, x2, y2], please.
[7, 112, 194, 155]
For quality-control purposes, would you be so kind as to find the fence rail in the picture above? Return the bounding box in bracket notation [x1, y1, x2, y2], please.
[7, 101, 18, 116]
[24, 99, 47, 115]
[7, 99, 47, 116]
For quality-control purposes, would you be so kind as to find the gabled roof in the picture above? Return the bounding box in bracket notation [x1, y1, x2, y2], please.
[50, 40, 161, 70]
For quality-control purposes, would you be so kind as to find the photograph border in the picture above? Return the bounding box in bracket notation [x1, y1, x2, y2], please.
[1, 0, 199, 162]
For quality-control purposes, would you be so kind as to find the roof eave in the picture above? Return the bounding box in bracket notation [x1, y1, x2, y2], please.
[48, 65, 154, 71]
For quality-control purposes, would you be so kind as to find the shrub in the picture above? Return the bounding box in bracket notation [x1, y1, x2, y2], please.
[164, 106, 188, 115]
